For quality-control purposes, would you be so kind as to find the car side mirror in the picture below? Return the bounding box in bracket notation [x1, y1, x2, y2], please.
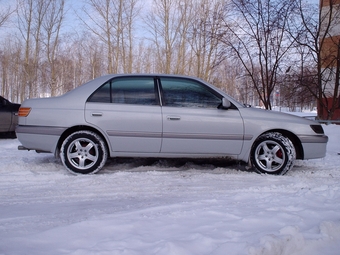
[221, 98, 231, 109]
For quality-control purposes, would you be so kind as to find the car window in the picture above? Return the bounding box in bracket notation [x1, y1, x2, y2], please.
[111, 77, 157, 105]
[88, 82, 111, 103]
[88, 77, 158, 105]
[160, 78, 221, 108]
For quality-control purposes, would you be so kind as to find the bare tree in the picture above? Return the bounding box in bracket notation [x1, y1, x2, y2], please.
[144, 0, 183, 73]
[41, 0, 66, 96]
[290, 0, 340, 119]
[61, 32, 107, 88]
[217, 0, 297, 109]
[0, 1, 16, 100]
[79, 0, 115, 73]
[171, 0, 199, 75]
[80, 0, 141, 74]
[120, 0, 141, 73]
[133, 40, 158, 73]
[144, 0, 225, 78]
[17, 0, 53, 100]
[0, 0, 15, 27]
[189, 0, 226, 81]
[4, 0, 332, 111]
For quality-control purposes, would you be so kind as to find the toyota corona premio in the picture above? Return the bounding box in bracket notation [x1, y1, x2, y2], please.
[16, 74, 328, 175]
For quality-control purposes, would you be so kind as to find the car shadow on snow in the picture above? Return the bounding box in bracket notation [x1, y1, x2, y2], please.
[101, 157, 253, 174]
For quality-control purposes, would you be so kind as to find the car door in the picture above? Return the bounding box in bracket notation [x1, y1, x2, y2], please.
[159, 77, 244, 155]
[85, 76, 162, 153]
[0, 97, 11, 132]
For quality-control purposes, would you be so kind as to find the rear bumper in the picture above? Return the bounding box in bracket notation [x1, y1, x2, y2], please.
[16, 125, 66, 136]
[16, 125, 66, 153]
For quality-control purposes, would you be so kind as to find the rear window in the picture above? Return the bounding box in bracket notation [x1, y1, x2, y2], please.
[88, 77, 158, 105]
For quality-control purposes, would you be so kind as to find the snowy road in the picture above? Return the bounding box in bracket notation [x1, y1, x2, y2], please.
[0, 125, 339, 255]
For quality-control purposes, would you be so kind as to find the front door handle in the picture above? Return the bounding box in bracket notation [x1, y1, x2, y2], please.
[167, 116, 181, 121]
[92, 112, 103, 117]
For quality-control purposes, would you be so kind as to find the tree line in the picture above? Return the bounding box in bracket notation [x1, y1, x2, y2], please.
[0, 0, 339, 119]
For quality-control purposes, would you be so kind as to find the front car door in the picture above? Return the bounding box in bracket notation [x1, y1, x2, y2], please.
[85, 76, 162, 153]
[159, 77, 244, 156]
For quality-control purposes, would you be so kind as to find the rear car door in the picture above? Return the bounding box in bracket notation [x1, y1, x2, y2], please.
[85, 76, 162, 153]
[159, 77, 244, 155]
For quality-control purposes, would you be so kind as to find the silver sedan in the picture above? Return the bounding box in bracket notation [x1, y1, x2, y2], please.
[16, 74, 328, 175]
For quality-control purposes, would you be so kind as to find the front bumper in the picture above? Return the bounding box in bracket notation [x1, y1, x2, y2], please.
[299, 135, 328, 159]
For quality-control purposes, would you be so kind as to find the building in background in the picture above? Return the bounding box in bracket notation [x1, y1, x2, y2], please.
[319, 0, 340, 121]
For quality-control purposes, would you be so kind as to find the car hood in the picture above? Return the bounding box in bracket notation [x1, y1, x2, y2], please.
[239, 107, 317, 124]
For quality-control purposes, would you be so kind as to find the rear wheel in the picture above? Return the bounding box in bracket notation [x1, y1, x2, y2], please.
[60, 130, 108, 174]
[250, 132, 296, 175]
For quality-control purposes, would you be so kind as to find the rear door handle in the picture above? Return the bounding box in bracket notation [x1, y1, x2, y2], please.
[167, 116, 181, 121]
[92, 112, 103, 117]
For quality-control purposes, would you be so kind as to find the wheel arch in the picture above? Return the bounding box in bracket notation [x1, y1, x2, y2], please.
[256, 129, 304, 160]
[55, 125, 109, 158]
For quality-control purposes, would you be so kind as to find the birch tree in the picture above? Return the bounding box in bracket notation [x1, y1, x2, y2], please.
[42, 0, 66, 96]
[80, 0, 141, 74]
[189, 0, 226, 81]
[17, 0, 51, 100]
[145, 0, 182, 73]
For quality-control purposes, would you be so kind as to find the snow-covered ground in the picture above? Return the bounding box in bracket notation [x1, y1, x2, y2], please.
[0, 124, 339, 255]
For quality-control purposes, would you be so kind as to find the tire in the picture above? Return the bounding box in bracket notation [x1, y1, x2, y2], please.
[60, 130, 108, 174]
[250, 132, 296, 175]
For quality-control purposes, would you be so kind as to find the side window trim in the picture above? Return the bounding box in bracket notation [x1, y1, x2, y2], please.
[155, 77, 163, 107]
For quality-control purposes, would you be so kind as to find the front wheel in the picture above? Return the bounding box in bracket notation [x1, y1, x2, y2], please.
[250, 132, 296, 175]
[60, 130, 108, 174]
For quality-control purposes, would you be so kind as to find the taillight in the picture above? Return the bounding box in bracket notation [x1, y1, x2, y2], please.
[18, 107, 31, 117]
